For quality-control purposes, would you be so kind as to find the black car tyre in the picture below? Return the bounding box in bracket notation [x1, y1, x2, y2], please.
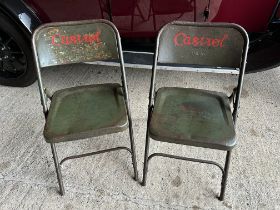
[0, 12, 36, 87]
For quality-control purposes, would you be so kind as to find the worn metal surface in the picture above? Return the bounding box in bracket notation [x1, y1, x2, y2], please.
[158, 23, 245, 69]
[44, 84, 128, 143]
[142, 21, 249, 201]
[34, 21, 119, 67]
[149, 87, 236, 150]
[31, 20, 139, 194]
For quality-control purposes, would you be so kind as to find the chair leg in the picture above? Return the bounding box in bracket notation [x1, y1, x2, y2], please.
[219, 150, 231, 201]
[128, 120, 139, 181]
[142, 129, 151, 186]
[50, 143, 65, 196]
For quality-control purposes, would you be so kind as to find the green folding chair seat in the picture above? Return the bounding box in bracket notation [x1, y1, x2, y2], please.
[149, 87, 236, 150]
[44, 84, 128, 143]
[142, 21, 249, 201]
[32, 20, 138, 195]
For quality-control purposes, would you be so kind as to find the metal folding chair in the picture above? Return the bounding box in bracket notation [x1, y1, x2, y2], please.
[32, 19, 138, 195]
[142, 21, 249, 200]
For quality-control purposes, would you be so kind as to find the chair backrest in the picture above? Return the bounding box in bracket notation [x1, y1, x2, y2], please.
[33, 20, 119, 68]
[156, 22, 248, 71]
[150, 21, 249, 123]
[32, 20, 127, 114]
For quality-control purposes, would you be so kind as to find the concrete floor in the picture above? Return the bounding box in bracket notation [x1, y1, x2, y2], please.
[0, 64, 279, 209]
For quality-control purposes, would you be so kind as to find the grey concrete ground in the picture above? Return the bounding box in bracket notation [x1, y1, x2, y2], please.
[0, 64, 279, 209]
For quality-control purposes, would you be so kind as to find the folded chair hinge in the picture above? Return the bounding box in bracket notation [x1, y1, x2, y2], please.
[44, 110, 49, 119]
[44, 88, 53, 100]
[228, 87, 237, 104]
[148, 105, 154, 113]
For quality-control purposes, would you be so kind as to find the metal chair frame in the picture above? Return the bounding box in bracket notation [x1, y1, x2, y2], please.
[142, 21, 249, 201]
[32, 19, 138, 195]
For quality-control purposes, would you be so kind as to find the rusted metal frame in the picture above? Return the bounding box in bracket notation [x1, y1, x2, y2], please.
[148, 27, 160, 108]
[32, 19, 139, 191]
[141, 106, 153, 186]
[219, 150, 231, 201]
[114, 22, 139, 181]
[32, 24, 49, 118]
[141, 136, 230, 201]
[141, 29, 159, 185]
[214, 22, 247, 200]
[34, 62, 48, 115]
[126, 115, 139, 181]
[53, 145, 133, 195]
[60, 146, 132, 165]
[148, 151, 231, 202]
[50, 143, 65, 195]
[143, 22, 249, 201]
[147, 153, 225, 174]
[229, 25, 249, 125]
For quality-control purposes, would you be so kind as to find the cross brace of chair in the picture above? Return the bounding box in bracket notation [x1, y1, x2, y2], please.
[142, 150, 231, 201]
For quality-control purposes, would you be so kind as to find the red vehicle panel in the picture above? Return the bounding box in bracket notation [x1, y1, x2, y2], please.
[24, 0, 277, 37]
[0, 0, 280, 87]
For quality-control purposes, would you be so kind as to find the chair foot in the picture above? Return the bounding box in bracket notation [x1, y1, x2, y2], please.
[131, 161, 138, 182]
[141, 165, 148, 186]
[133, 171, 139, 182]
[218, 195, 224, 201]
[219, 179, 227, 201]
[59, 188, 65, 196]
[133, 155, 139, 181]
[216, 194, 224, 201]
[141, 178, 147, 186]
[58, 177, 65, 196]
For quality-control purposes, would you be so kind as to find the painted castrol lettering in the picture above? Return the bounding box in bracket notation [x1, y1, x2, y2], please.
[51, 31, 101, 46]
[173, 32, 228, 48]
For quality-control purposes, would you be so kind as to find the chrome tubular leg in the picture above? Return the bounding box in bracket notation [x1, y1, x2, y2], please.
[219, 150, 231, 201]
[142, 131, 150, 186]
[128, 120, 139, 181]
[50, 143, 65, 195]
